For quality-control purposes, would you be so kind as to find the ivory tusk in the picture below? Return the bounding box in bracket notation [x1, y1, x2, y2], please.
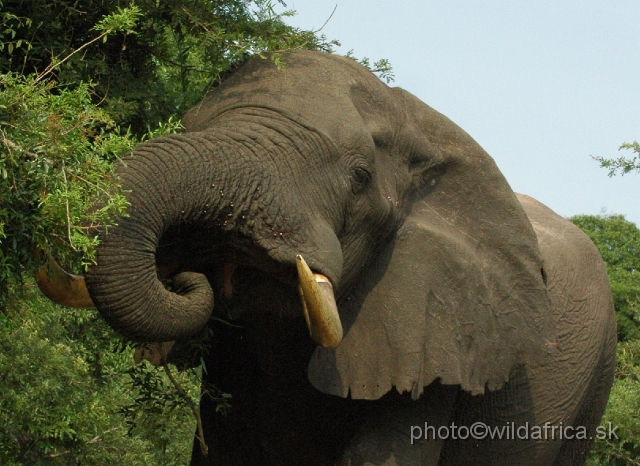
[34, 250, 95, 308]
[296, 255, 343, 348]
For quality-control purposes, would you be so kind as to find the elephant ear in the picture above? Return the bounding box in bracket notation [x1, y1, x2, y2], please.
[308, 95, 557, 400]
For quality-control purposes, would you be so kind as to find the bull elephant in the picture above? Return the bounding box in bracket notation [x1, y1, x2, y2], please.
[38, 50, 616, 465]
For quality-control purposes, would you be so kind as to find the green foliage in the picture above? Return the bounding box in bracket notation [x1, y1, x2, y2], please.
[0, 0, 337, 136]
[0, 4, 145, 308]
[120, 361, 231, 455]
[0, 286, 200, 465]
[0, 5, 32, 59]
[594, 141, 640, 177]
[571, 214, 640, 342]
[586, 341, 640, 466]
[344, 49, 395, 83]
[0, 74, 133, 292]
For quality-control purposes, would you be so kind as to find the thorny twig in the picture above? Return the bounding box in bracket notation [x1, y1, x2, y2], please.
[35, 30, 112, 84]
[44, 426, 122, 458]
[603, 438, 640, 465]
[61, 162, 77, 251]
[87, 426, 122, 444]
[313, 5, 337, 33]
[161, 354, 209, 457]
[72, 173, 112, 198]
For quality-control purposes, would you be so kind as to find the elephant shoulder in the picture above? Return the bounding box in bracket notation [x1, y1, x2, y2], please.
[516, 193, 614, 330]
[516, 193, 604, 270]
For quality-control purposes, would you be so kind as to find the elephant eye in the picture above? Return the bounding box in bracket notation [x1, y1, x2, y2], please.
[408, 152, 430, 172]
[351, 166, 372, 193]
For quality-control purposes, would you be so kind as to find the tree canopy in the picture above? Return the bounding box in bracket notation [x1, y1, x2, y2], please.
[1, 0, 335, 134]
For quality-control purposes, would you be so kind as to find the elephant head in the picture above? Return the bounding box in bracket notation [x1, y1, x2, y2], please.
[38, 50, 555, 400]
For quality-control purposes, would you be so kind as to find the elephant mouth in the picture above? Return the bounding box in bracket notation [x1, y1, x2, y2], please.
[193, 252, 343, 349]
[153, 228, 343, 349]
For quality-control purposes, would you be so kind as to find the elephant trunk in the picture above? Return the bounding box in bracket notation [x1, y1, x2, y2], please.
[85, 133, 233, 342]
[51, 121, 345, 346]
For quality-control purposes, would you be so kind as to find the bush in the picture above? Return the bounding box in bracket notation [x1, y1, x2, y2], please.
[0, 286, 200, 465]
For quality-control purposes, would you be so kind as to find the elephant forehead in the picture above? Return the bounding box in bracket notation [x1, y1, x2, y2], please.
[183, 51, 396, 147]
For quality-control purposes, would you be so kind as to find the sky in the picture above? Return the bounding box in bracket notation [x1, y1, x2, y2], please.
[278, 1, 640, 225]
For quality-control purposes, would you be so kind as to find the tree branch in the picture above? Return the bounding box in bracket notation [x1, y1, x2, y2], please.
[161, 357, 209, 457]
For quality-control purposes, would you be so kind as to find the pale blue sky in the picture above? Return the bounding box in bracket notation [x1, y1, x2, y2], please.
[279, 1, 640, 225]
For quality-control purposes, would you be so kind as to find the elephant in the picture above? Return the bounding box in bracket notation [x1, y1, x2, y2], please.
[38, 50, 616, 465]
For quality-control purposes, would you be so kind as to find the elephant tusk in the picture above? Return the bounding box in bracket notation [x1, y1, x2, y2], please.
[296, 255, 343, 348]
[34, 250, 95, 309]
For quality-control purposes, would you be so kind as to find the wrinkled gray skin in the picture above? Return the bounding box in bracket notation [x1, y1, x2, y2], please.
[84, 51, 616, 465]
